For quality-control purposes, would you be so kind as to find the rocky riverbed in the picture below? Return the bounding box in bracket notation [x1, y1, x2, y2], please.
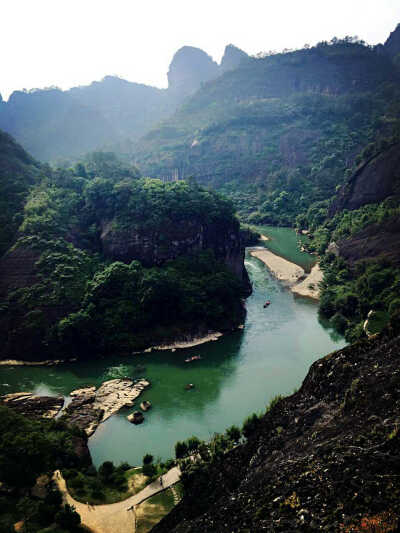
[0, 392, 64, 418]
[63, 378, 150, 436]
[0, 378, 150, 437]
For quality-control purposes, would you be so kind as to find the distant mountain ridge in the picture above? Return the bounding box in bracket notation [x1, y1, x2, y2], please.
[0, 44, 248, 161]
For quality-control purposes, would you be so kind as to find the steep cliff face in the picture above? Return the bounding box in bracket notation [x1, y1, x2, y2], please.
[338, 216, 400, 266]
[100, 215, 248, 283]
[153, 320, 400, 532]
[167, 46, 220, 97]
[384, 23, 400, 59]
[220, 44, 249, 73]
[329, 143, 400, 216]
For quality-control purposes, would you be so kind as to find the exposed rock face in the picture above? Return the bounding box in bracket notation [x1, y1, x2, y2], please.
[384, 23, 400, 59]
[0, 392, 92, 464]
[0, 245, 40, 297]
[127, 411, 144, 424]
[338, 216, 400, 266]
[167, 46, 219, 97]
[329, 143, 400, 216]
[153, 321, 400, 532]
[63, 378, 150, 436]
[100, 217, 248, 284]
[140, 400, 152, 411]
[220, 44, 248, 73]
[0, 392, 64, 418]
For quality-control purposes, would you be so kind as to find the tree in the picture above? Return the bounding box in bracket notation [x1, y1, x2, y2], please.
[175, 441, 188, 459]
[187, 436, 201, 452]
[55, 504, 81, 529]
[143, 454, 154, 465]
[226, 425, 241, 442]
[98, 461, 115, 483]
[242, 413, 261, 439]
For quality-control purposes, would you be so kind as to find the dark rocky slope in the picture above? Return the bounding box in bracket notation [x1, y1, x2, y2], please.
[153, 320, 400, 532]
[329, 142, 400, 215]
[385, 23, 400, 60]
[338, 216, 400, 266]
[100, 214, 247, 282]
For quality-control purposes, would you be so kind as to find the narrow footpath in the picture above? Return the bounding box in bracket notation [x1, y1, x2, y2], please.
[53, 466, 181, 533]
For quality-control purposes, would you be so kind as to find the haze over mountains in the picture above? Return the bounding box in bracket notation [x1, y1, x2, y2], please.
[0, 44, 248, 161]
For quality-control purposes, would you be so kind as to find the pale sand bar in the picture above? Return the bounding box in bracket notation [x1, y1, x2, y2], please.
[250, 249, 305, 284]
[250, 248, 323, 301]
[291, 263, 323, 300]
[151, 332, 223, 351]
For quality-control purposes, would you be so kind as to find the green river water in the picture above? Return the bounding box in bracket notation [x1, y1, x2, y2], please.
[0, 229, 345, 467]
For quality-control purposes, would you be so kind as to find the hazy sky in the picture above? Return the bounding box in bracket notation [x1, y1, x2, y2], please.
[2, 0, 400, 100]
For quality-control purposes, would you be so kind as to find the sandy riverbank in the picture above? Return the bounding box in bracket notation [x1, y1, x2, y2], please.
[148, 332, 224, 352]
[0, 358, 67, 367]
[250, 249, 322, 300]
[250, 249, 305, 284]
[291, 263, 323, 300]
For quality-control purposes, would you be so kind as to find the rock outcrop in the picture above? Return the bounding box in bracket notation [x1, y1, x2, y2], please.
[167, 46, 219, 97]
[127, 411, 144, 424]
[337, 216, 400, 266]
[152, 320, 400, 532]
[220, 44, 248, 73]
[0, 392, 64, 418]
[63, 378, 150, 436]
[384, 23, 400, 59]
[329, 143, 400, 216]
[100, 216, 249, 284]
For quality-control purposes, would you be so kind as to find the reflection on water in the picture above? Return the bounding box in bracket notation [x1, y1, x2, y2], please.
[0, 254, 345, 467]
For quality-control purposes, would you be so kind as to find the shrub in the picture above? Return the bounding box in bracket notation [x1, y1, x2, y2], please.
[242, 413, 261, 439]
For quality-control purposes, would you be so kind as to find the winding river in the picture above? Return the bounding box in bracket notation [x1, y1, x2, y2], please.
[0, 228, 345, 467]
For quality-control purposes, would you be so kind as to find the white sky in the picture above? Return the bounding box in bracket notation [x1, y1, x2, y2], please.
[1, 0, 400, 100]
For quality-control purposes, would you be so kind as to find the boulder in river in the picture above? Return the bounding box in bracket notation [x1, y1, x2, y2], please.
[140, 400, 152, 411]
[62, 378, 150, 436]
[127, 411, 144, 424]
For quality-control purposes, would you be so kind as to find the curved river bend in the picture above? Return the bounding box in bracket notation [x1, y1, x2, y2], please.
[0, 234, 345, 467]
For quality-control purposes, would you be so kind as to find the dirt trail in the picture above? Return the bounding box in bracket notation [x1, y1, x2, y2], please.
[53, 466, 181, 533]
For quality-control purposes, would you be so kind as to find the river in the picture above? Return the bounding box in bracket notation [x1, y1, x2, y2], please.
[0, 228, 345, 467]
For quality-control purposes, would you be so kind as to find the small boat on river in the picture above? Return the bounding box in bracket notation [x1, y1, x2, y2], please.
[184, 355, 202, 363]
[263, 300, 271, 308]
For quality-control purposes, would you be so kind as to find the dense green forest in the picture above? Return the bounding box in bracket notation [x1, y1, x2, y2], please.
[134, 38, 400, 224]
[130, 32, 400, 344]
[0, 147, 247, 361]
[0, 405, 87, 533]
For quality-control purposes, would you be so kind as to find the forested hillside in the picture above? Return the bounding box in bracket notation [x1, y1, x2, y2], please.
[0, 405, 89, 532]
[0, 142, 249, 362]
[134, 35, 400, 226]
[0, 45, 248, 161]
[0, 130, 43, 256]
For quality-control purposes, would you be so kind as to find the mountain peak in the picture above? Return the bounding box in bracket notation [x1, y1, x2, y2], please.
[220, 44, 249, 73]
[384, 23, 400, 59]
[167, 46, 219, 96]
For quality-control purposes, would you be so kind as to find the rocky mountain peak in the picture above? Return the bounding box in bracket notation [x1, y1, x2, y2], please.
[220, 44, 249, 73]
[384, 23, 400, 59]
[167, 46, 219, 96]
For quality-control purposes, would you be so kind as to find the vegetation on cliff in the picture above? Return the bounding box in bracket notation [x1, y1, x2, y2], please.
[0, 131, 43, 256]
[134, 37, 400, 226]
[0, 146, 248, 361]
[0, 405, 87, 533]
